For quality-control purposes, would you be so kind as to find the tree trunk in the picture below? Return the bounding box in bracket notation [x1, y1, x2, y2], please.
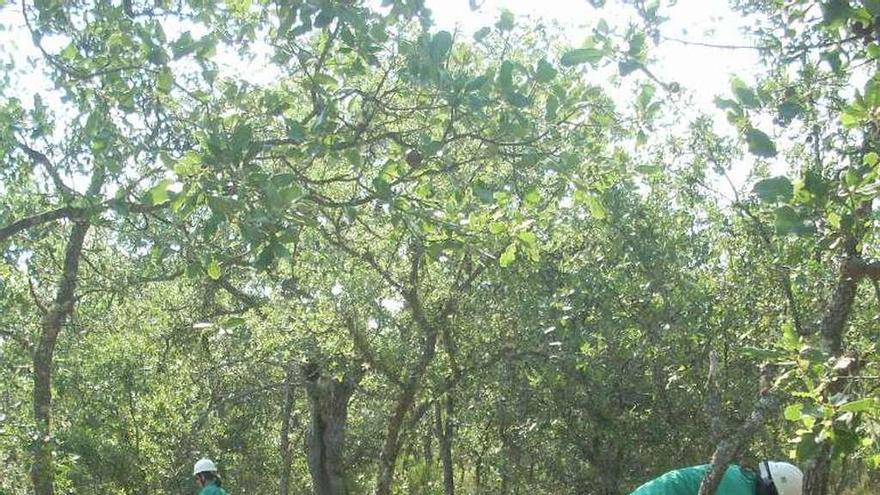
[698, 391, 781, 495]
[280, 364, 297, 495]
[802, 257, 860, 495]
[435, 395, 455, 495]
[30, 220, 92, 495]
[803, 445, 832, 495]
[373, 292, 439, 495]
[305, 366, 360, 495]
[373, 382, 420, 495]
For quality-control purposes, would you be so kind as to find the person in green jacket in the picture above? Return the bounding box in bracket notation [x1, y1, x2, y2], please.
[629, 461, 803, 495]
[193, 458, 228, 495]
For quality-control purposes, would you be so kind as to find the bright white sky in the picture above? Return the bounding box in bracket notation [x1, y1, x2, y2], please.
[430, 0, 761, 112]
[0, 0, 768, 197]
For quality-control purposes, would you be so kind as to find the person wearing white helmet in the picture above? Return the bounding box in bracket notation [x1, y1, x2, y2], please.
[628, 460, 803, 495]
[193, 458, 227, 495]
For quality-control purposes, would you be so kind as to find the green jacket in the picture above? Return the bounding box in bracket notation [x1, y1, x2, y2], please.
[629, 464, 756, 495]
[198, 481, 228, 495]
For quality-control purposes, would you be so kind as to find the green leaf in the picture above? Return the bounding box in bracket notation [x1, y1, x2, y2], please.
[474, 26, 491, 42]
[545, 94, 559, 121]
[286, 120, 307, 141]
[781, 322, 799, 350]
[618, 59, 641, 76]
[174, 151, 202, 177]
[148, 178, 173, 205]
[472, 182, 494, 203]
[207, 259, 221, 280]
[839, 398, 878, 413]
[560, 48, 603, 67]
[821, 0, 853, 28]
[784, 404, 804, 421]
[517, 231, 538, 249]
[863, 152, 879, 167]
[171, 31, 196, 59]
[466, 74, 490, 92]
[731, 77, 759, 108]
[584, 194, 607, 219]
[866, 0, 880, 16]
[498, 60, 514, 94]
[774, 205, 815, 236]
[221, 317, 246, 329]
[489, 222, 507, 234]
[499, 242, 517, 267]
[60, 43, 77, 61]
[535, 59, 557, 83]
[714, 97, 741, 112]
[523, 188, 541, 206]
[157, 67, 174, 94]
[840, 110, 862, 128]
[497, 9, 515, 31]
[430, 31, 453, 62]
[753, 176, 793, 203]
[314, 7, 336, 28]
[627, 32, 646, 59]
[865, 78, 880, 108]
[745, 128, 777, 158]
[231, 124, 253, 153]
[505, 92, 530, 107]
[778, 100, 802, 121]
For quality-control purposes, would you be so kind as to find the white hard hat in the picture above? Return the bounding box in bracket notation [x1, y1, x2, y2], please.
[762, 461, 803, 495]
[193, 458, 217, 476]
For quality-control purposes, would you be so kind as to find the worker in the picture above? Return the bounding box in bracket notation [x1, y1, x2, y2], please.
[193, 458, 227, 495]
[629, 461, 803, 495]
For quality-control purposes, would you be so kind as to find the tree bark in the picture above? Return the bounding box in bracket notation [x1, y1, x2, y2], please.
[698, 390, 781, 495]
[280, 364, 297, 495]
[305, 365, 360, 495]
[373, 373, 427, 495]
[802, 220, 865, 495]
[435, 395, 455, 495]
[373, 283, 442, 495]
[803, 444, 832, 495]
[30, 220, 91, 495]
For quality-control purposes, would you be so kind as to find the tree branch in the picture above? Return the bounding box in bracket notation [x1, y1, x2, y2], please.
[0, 199, 167, 244]
[14, 140, 76, 197]
[843, 256, 880, 281]
[698, 386, 781, 495]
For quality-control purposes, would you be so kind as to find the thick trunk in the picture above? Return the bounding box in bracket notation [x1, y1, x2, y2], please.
[30, 220, 91, 495]
[305, 368, 359, 495]
[279, 365, 297, 495]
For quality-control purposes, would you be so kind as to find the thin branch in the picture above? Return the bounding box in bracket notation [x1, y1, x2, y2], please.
[736, 202, 807, 335]
[14, 140, 76, 197]
[28, 277, 49, 315]
[663, 36, 762, 51]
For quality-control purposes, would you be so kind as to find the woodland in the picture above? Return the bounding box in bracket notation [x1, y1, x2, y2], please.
[0, 0, 879, 494]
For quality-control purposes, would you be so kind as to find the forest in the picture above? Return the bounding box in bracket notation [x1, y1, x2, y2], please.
[0, 0, 879, 494]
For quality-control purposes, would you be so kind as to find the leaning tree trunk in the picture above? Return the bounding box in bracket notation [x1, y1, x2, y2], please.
[30, 219, 91, 495]
[305, 365, 360, 495]
[373, 292, 440, 495]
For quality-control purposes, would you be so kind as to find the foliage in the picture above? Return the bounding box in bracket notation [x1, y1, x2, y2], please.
[1, 1, 879, 495]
